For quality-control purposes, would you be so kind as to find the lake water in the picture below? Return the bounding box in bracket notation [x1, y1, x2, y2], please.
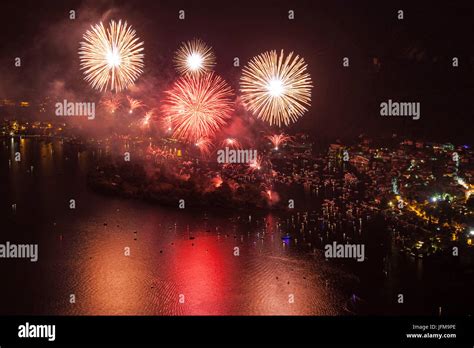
[0, 138, 472, 315]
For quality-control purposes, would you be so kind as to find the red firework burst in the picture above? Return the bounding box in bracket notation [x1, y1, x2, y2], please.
[161, 72, 234, 143]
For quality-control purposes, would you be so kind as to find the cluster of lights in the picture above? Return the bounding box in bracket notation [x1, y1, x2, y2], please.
[430, 193, 453, 203]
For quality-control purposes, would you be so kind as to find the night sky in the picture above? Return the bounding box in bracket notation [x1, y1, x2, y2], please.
[0, 0, 473, 142]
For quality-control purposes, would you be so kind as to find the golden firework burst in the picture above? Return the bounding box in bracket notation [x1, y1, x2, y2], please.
[79, 20, 144, 92]
[173, 38, 216, 76]
[240, 50, 313, 127]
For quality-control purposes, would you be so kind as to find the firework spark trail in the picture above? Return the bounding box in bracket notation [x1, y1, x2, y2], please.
[147, 144, 174, 160]
[248, 155, 263, 172]
[163, 116, 172, 132]
[174, 38, 216, 75]
[162, 72, 234, 143]
[263, 187, 280, 204]
[195, 137, 213, 156]
[240, 50, 313, 127]
[79, 20, 144, 92]
[221, 138, 242, 149]
[127, 96, 145, 113]
[100, 95, 122, 113]
[140, 111, 153, 128]
[266, 133, 292, 150]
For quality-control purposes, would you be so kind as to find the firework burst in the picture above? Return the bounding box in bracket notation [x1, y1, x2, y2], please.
[161, 72, 234, 143]
[127, 96, 145, 114]
[79, 20, 144, 92]
[140, 111, 153, 128]
[248, 156, 263, 172]
[195, 137, 213, 156]
[100, 95, 122, 113]
[174, 38, 216, 75]
[240, 50, 312, 127]
[266, 133, 292, 150]
[221, 137, 242, 149]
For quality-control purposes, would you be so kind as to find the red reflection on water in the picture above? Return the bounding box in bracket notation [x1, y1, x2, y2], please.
[170, 235, 235, 315]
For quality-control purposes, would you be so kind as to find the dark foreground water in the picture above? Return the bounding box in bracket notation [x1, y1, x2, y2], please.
[0, 138, 472, 315]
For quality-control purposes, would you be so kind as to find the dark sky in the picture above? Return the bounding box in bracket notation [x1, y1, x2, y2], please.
[0, 0, 473, 143]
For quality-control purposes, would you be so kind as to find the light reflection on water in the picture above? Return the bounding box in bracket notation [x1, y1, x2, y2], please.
[53, 202, 348, 315]
[0, 138, 355, 315]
